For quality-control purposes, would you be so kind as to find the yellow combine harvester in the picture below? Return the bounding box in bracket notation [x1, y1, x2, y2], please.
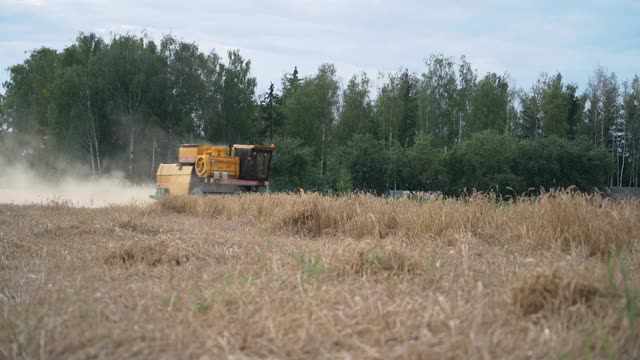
[151, 143, 275, 198]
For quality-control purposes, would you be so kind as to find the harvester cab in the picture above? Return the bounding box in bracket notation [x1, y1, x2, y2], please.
[150, 143, 275, 198]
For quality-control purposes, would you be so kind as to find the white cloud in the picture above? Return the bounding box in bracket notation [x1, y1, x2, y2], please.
[0, 0, 47, 7]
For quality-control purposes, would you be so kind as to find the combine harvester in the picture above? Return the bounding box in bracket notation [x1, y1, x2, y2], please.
[151, 144, 275, 198]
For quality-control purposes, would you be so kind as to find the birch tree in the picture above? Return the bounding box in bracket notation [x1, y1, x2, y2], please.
[419, 54, 458, 147]
[335, 73, 374, 144]
[281, 64, 339, 177]
[220, 50, 257, 143]
[623, 76, 640, 186]
[585, 67, 621, 185]
[456, 56, 477, 143]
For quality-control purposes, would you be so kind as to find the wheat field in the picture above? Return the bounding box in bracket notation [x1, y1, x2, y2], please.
[1, 193, 639, 359]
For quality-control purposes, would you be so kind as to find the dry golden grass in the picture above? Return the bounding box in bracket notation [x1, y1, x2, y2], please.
[1, 193, 639, 359]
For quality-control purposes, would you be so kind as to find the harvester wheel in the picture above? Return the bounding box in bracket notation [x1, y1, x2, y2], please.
[190, 187, 206, 195]
[195, 155, 210, 177]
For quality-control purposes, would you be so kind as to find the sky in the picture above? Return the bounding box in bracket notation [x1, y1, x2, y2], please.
[0, 0, 638, 95]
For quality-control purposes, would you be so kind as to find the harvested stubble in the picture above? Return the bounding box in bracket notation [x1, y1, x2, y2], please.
[159, 192, 639, 256]
[1, 192, 639, 359]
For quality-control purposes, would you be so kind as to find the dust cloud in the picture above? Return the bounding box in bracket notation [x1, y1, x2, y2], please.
[0, 158, 155, 208]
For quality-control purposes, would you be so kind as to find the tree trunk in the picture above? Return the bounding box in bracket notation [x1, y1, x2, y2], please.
[84, 95, 101, 175]
[610, 130, 615, 187]
[619, 153, 625, 187]
[151, 136, 156, 177]
[619, 136, 627, 187]
[457, 113, 462, 144]
[88, 137, 96, 176]
[89, 112, 101, 175]
[636, 152, 639, 187]
[129, 126, 135, 179]
[600, 114, 605, 147]
[632, 150, 638, 187]
[320, 125, 325, 176]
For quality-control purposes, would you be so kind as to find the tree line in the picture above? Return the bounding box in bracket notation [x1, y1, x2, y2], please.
[1, 33, 639, 194]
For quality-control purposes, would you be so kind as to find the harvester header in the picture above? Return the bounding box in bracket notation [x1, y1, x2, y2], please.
[151, 143, 275, 198]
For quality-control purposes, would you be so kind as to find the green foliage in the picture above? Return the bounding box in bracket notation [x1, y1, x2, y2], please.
[408, 133, 445, 190]
[373, 70, 419, 147]
[281, 64, 339, 159]
[542, 73, 570, 137]
[585, 67, 621, 148]
[1, 302, 47, 360]
[335, 73, 374, 144]
[290, 252, 326, 280]
[443, 133, 611, 195]
[466, 73, 510, 134]
[445, 132, 523, 194]
[605, 252, 639, 339]
[220, 50, 257, 143]
[565, 84, 584, 140]
[3, 47, 59, 135]
[583, 330, 592, 360]
[335, 166, 353, 194]
[419, 54, 458, 147]
[160, 36, 221, 139]
[195, 299, 209, 314]
[518, 92, 541, 139]
[517, 76, 545, 139]
[342, 134, 387, 194]
[257, 82, 283, 140]
[269, 135, 315, 191]
[385, 140, 410, 190]
[599, 327, 616, 360]
[514, 137, 611, 192]
[386, 134, 444, 191]
[396, 70, 419, 146]
[1, 32, 635, 191]
[0, 94, 6, 136]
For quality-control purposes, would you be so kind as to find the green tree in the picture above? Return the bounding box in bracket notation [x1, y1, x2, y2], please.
[281, 64, 339, 177]
[342, 134, 386, 193]
[513, 136, 611, 191]
[622, 77, 640, 187]
[269, 135, 314, 191]
[373, 70, 419, 147]
[374, 72, 402, 146]
[282, 66, 301, 94]
[335, 73, 374, 144]
[335, 165, 353, 194]
[585, 67, 621, 148]
[3, 47, 59, 140]
[53, 33, 109, 174]
[455, 56, 477, 143]
[0, 94, 7, 137]
[397, 70, 419, 146]
[257, 82, 283, 140]
[517, 76, 545, 139]
[418, 54, 458, 147]
[408, 133, 444, 190]
[160, 36, 220, 140]
[220, 50, 257, 143]
[466, 73, 510, 134]
[565, 83, 583, 140]
[541, 73, 569, 137]
[385, 140, 410, 190]
[445, 132, 522, 194]
[100, 34, 167, 178]
[584, 67, 622, 186]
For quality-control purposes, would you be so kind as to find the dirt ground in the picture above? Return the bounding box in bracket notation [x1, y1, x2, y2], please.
[1, 193, 639, 359]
